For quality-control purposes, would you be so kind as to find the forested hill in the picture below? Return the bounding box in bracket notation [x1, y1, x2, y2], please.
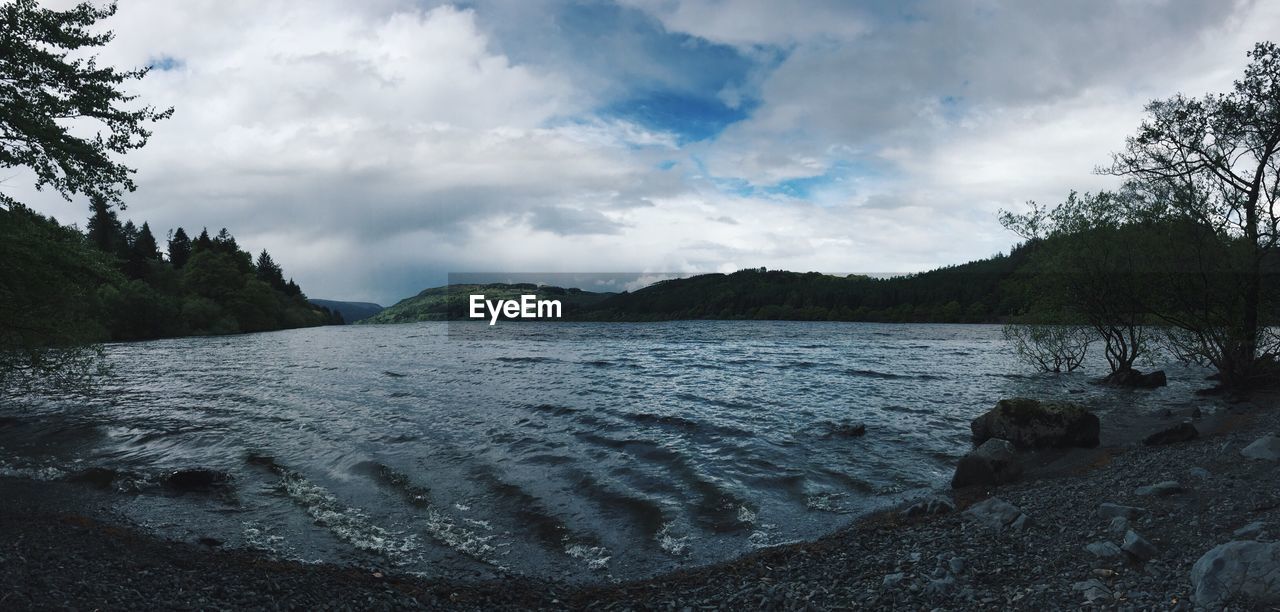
[580, 246, 1036, 323]
[2, 201, 340, 346]
[365, 243, 1039, 324]
[360, 283, 614, 324]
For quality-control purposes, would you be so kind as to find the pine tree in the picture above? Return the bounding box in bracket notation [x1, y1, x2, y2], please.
[119, 220, 137, 256]
[212, 227, 237, 254]
[167, 227, 191, 269]
[194, 228, 213, 252]
[123, 221, 159, 280]
[85, 195, 123, 254]
[255, 250, 285, 291]
[133, 222, 160, 260]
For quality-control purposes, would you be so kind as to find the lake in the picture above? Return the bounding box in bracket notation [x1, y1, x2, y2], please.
[0, 321, 1220, 582]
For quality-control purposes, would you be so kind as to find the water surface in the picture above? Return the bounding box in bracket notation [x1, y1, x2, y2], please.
[0, 322, 1219, 581]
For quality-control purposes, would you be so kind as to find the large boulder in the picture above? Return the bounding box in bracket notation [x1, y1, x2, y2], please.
[1191, 540, 1280, 608]
[1143, 422, 1198, 446]
[1101, 369, 1168, 388]
[970, 398, 1100, 449]
[951, 438, 1022, 489]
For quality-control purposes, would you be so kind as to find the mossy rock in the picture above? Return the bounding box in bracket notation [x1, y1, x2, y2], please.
[970, 397, 1099, 449]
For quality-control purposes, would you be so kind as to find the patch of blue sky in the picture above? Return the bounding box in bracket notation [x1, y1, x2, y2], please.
[148, 55, 184, 71]
[706, 159, 896, 203]
[602, 90, 759, 144]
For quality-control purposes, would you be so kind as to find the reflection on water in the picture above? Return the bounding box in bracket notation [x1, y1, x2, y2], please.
[0, 321, 1219, 581]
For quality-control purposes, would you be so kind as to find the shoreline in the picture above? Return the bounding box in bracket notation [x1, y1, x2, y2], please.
[2, 393, 1277, 609]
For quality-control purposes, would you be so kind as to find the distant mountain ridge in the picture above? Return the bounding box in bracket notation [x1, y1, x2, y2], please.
[361, 243, 1041, 325]
[309, 299, 384, 324]
[358, 283, 613, 324]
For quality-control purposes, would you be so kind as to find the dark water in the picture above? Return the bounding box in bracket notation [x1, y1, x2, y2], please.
[0, 322, 1221, 581]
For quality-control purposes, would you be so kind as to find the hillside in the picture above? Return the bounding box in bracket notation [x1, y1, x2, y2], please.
[309, 299, 384, 324]
[358, 283, 615, 324]
[363, 243, 1040, 325]
[580, 247, 1033, 323]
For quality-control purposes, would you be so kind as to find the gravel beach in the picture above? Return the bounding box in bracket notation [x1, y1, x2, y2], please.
[2, 393, 1278, 610]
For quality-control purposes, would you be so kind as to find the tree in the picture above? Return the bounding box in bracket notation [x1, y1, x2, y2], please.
[1000, 191, 1156, 379]
[123, 221, 159, 279]
[1002, 323, 1092, 373]
[167, 227, 191, 269]
[133, 222, 160, 260]
[1, 204, 115, 395]
[1103, 41, 1280, 387]
[85, 195, 123, 254]
[194, 228, 213, 252]
[0, 0, 172, 211]
[255, 250, 285, 291]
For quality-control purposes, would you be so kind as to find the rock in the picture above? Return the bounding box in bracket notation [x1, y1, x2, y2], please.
[1086, 541, 1123, 559]
[1072, 578, 1111, 603]
[970, 398, 1100, 449]
[1157, 408, 1174, 418]
[1122, 530, 1157, 561]
[951, 438, 1022, 489]
[923, 576, 954, 596]
[1234, 522, 1266, 539]
[1101, 368, 1168, 388]
[1241, 436, 1280, 461]
[1108, 516, 1130, 537]
[963, 497, 1029, 534]
[1191, 541, 1280, 607]
[882, 572, 905, 587]
[1135, 480, 1183, 496]
[1191, 406, 1203, 420]
[948, 557, 965, 575]
[1143, 422, 1199, 446]
[903, 496, 956, 517]
[1189, 467, 1212, 480]
[163, 468, 231, 492]
[1098, 503, 1146, 520]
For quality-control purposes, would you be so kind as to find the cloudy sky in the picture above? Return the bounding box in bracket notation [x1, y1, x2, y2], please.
[12, 0, 1280, 304]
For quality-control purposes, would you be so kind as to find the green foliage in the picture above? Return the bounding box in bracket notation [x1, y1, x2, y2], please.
[1100, 42, 1280, 387]
[0, 204, 115, 394]
[167, 227, 191, 269]
[362, 284, 612, 324]
[0, 0, 172, 209]
[578, 261, 1032, 323]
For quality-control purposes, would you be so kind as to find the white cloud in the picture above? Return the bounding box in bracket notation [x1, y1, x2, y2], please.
[11, 0, 1280, 304]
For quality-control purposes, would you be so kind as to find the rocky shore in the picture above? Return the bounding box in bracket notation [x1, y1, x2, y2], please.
[2, 394, 1278, 610]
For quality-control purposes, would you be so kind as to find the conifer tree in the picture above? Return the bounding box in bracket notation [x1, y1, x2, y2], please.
[167, 227, 191, 269]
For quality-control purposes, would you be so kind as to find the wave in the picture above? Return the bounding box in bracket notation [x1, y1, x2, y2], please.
[351, 461, 502, 563]
[567, 469, 667, 538]
[496, 356, 560, 364]
[619, 412, 751, 438]
[576, 433, 752, 534]
[529, 403, 580, 416]
[276, 468, 420, 561]
[845, 368, 945, 381]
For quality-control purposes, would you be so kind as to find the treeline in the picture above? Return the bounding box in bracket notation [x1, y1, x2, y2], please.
[5, 199, 340, 346]
[580, 249, 1035, 323]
